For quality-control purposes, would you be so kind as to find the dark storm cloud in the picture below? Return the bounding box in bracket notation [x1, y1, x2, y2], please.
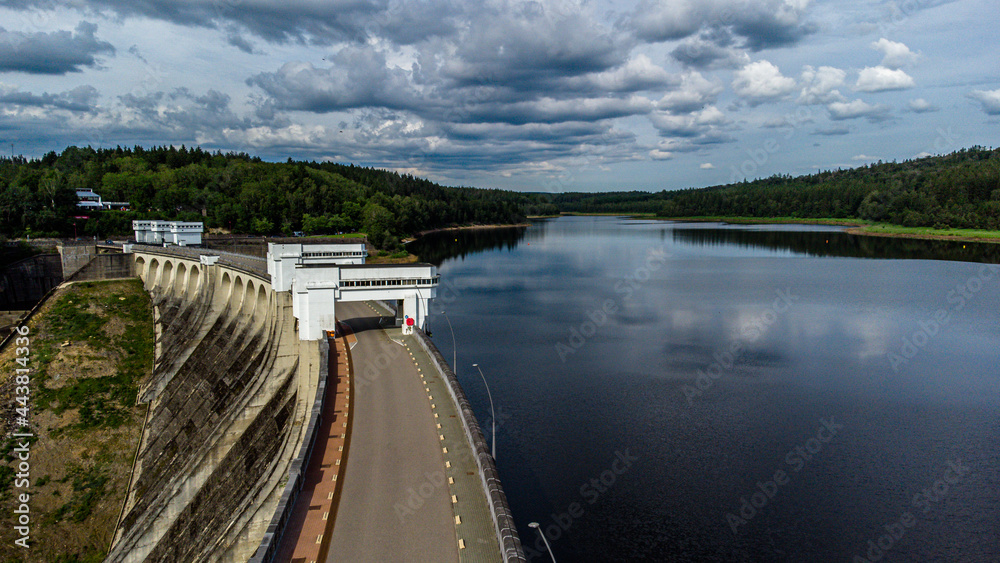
[0, 0, 458, 47]
[0, 84, 99, 111]
[730, 8, 818, 51]
[0, 22, 114, 74]
[225, 28, 258, 54]
[670, 37, 747, 69]
[439, 4, 628, 90]
[247, 49, 419, 113]
[119, 87, 252, 132]
[630, 0, 816, 67]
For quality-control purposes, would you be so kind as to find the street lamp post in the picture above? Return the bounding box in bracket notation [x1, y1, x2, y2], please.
[528, 522, 556, 562]
[471, 363, 496, 461]
[440, 310, 457, 376]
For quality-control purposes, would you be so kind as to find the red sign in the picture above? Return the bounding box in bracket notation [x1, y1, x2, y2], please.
[406, 318, 415, 326]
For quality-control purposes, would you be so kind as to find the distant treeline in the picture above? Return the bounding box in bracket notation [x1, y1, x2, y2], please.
[3, 146, 998, 249]
[551, 147, 1000, 229]
[0, 145, 551, 249]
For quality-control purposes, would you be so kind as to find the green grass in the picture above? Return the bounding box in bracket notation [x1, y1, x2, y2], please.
[657, 215, 871, 226]
[47, 464, 110, 525]
[33, 280, 154, 431]
[858, 224, 1000, 240]
[653, 215, 1000, 241]
[560, 211, 658, 217]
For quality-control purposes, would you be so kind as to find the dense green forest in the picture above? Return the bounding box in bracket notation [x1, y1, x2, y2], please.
[552, 146, 1000, 230]
[2, 146, 998, 250]
[0, 145, 549, 249]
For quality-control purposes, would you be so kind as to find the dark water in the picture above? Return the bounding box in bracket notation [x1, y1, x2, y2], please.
[410, 217, 1000, 562]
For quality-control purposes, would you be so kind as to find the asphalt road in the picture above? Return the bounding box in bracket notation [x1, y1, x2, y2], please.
[327, 301, 459, 563]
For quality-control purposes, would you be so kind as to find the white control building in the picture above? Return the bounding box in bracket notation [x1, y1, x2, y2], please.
[133, 220, 204, 246]
[268, 242, 438, 340]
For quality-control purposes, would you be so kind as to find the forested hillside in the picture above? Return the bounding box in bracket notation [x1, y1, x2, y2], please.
[0, 146, 543, 249]
[552, 147, 1000, 230]
[3, 146, 998, 248]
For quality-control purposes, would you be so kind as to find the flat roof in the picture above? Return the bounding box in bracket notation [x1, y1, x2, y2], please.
[269, 237, 366, 244]
[338, 263, 435, 269]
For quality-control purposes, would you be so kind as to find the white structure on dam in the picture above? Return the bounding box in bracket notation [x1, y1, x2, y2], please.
[133, 220, 204, 246]
[267, 242, 438, 340]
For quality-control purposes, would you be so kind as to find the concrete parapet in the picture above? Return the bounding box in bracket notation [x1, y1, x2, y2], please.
[412, 329, 527, 563]
[56, 241, 96, 278]
[249, 337, 330, 563]
[65, 253, 134, 281]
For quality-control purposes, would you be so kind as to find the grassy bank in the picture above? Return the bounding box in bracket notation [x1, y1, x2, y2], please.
[849, 224, 1000, 242]
[655, 215, 870, 226]
[560, 212, 657, 217]
[656, 216, 1000, 243]
[0, 279, 153, 562]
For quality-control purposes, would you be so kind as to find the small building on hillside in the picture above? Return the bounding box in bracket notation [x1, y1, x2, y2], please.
[76, 189, 103, 209]
[76, 189, 131, 211]
[133, 220, 204, 246]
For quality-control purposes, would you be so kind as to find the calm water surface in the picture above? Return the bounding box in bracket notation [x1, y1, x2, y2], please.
[410, 217, 1000, 562]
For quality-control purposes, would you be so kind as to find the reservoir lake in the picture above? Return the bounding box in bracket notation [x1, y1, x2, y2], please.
[410, 216, 1000, 562]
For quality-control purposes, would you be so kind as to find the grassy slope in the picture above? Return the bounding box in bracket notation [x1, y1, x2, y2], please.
[0, 280, 153, 563]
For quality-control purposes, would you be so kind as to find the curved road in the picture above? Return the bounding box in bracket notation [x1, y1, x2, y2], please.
[327, 301, 459, 562]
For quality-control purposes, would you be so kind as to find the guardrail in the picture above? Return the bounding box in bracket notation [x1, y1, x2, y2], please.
[412, 329, 526, 562]
[130, 245, 270, 280]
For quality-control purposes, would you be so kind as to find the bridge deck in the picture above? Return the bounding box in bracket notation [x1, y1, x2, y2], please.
[325, 301, 501, 562]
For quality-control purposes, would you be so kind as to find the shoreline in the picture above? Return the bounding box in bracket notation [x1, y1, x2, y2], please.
[411, 222, 532, 239]
[642, 216, 1000, 245]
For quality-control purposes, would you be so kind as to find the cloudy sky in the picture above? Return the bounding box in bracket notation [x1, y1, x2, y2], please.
[0, 0, 996, 191]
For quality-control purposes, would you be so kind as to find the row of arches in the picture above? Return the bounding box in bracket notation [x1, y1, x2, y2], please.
[133, 253, 274, 325]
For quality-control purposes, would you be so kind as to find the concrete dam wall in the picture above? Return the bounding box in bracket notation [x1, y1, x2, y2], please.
[106, 251, 320, 562]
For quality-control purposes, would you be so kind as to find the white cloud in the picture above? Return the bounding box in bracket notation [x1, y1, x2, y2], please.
[851, 154, 879, 161]
[656, 71, 723, 112]
[798, 65, 846, 104]
[828, 99, 890, 121]
[649, 105, 727, 137]
[871, 38, 918, 69]
[855, 66, 915, 92]
[573, 54, 675, 93]
[700, 162, 715, 169]
[907, 98, 938, 113]
[732, 60, 796, 104]
[967, 89, 1000, 115]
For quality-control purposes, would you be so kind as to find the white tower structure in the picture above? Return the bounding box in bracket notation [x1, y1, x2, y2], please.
[267, 242, 438, 340]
